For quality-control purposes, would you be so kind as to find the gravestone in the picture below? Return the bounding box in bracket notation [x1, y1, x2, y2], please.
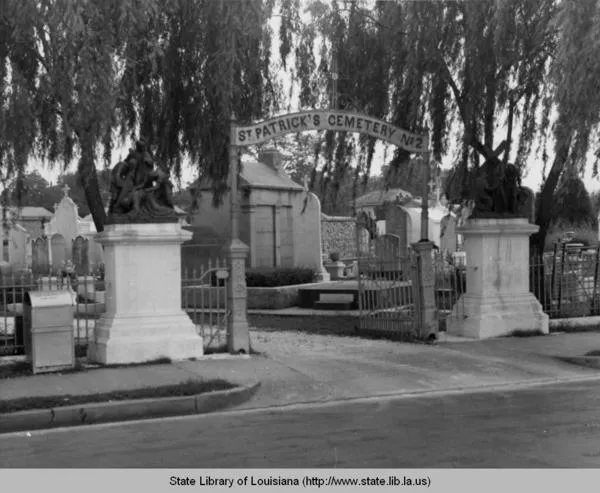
[11, 225, 29, 269]
[439, 214, 457, 253]
[292, 191, 329, 281]
[79, 214, 105, 269]
[373, 233, 405, 277]
[50, 234, 67, 271]
[374, 234, 402, 263]
[72, 235, 89, 275]
[385, 205, 410, 257]
[356, 211, 376, 257]
[32, 237, 49, 275]
[45, 185, 79, 260]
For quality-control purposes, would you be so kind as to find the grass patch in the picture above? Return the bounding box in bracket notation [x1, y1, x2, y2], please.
[0, 360, 86, 380]
[509, 329, 545, 338]
[584, 350, 600, 357]
[204, 345, 227, 355]
[0, 356, 175, 380]
[102, 357, 173, 369]
[0, 361, 31, 379]
[0, 378, 236, 414]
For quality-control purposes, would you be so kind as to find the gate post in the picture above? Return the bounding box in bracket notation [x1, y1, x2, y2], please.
[225, 239, 250, 354]
[227, 131, 250, 354]
[411, 241, 438, 339]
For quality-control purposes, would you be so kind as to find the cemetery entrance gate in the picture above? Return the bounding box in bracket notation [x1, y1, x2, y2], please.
[355, 215, 422, 338]
[231, 110, 433, 340]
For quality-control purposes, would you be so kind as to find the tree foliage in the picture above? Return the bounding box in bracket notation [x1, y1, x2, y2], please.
[2, 0, 600, 253]
[2, 170, 111, 217]
[1, 0, 277, 232]
[277, 1, 560, 217]
[551, 173, 598, 230]
[532, 0, 600, 251]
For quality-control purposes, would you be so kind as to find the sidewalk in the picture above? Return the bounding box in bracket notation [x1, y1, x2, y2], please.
[2, 329, 600, 427]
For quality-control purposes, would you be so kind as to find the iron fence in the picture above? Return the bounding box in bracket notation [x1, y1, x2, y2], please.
[434, 251, 466, 330]
[431, 243, 600, 322]
[530, 244, 600, 319]
[357, 253, 419, 337]
[0, 255, 231, 359]
[0, 273, 103, 357]
[182, 257, 230, 352]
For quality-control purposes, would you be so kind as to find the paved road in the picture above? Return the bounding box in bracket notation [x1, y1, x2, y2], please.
[2, 380, 600, 468]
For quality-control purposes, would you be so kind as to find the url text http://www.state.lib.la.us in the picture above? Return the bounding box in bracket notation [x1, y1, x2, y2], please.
[169, 474, 431, 488]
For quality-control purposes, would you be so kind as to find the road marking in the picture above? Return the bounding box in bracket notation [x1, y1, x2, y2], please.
[3, 373, 600, 439]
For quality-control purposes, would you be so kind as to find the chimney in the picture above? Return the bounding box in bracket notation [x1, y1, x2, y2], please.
[259, 148, 284, 173]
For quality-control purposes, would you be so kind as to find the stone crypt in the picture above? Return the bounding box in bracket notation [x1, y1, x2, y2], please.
[88, 140, 204, 364]
[447, 161, 549, 339]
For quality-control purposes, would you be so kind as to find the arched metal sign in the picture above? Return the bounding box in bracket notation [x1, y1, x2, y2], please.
[232, 110, 428, 153]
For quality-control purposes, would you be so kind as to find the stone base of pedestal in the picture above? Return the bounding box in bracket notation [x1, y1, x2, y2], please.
[88, 312, 203, 364]
[87, 222, 203, 365]
[447, 293, 549, 339]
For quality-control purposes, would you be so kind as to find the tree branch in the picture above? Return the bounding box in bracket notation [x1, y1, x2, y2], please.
[436, 50, 466, 123]
[504, 95, 515, 165]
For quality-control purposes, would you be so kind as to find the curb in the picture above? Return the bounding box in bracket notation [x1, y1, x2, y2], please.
[228, 373, 600, 416]
[0, 382, 261, 435]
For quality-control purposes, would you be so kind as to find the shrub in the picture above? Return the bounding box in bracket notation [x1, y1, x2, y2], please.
[545, 223, 598, 250]
[245, 267, 315, 287]
[329, 252, 340, 262]
[553, 174, 597, 228]
[544, 174, 598, 251]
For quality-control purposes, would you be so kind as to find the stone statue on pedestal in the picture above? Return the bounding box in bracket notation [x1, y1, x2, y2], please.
[470, 161, 529, 218]
[107, 139, 178, 224]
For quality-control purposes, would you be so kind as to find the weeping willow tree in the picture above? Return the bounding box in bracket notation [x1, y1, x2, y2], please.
[279, 0, 394, 206]
[532, 0, 600, 252]
[1, 0, 149, 232]
[281, 0, 559, 229]
[1, 0, 277, 232]
[286, 0, 600, 254]
[3, 0, 599, 245]
[117, 0, 279, 209]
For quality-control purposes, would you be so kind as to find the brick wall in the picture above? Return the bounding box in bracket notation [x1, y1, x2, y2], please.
[321, 214, 356, 260]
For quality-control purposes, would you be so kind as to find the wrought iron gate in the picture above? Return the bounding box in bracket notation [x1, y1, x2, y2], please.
[356, 214, 420, 338]
[181, 256, 230, 351]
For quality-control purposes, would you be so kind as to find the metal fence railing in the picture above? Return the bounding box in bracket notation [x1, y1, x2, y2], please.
[530, 244, 600, 319]
[0, 273, 104, 358]
[0, 255, 231, 359]
[434, 251, 466, 330]
[182, 257, 230, 352]
[357, 254, 419, 337]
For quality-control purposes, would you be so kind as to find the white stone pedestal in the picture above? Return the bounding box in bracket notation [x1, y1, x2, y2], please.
[447, 218, 549, 339]
[88, 223, 203, 364]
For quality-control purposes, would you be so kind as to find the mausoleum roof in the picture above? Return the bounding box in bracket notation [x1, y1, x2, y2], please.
[191, 156, 304, 192]
[239, 157, 304, 191]
[10, 206, 54, 219]
[354, 188, 413, 208]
